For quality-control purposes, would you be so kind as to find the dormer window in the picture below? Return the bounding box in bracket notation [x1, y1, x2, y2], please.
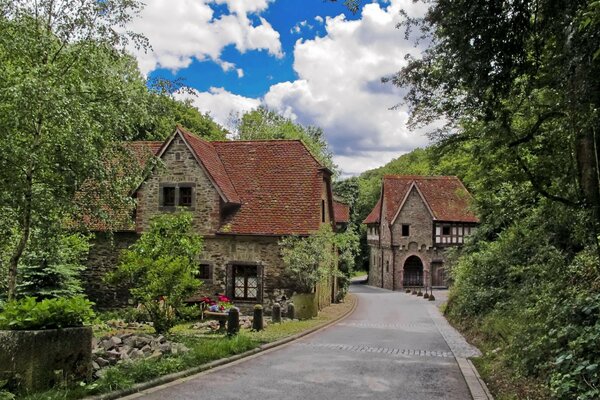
[159, 183, 196, 210]
[162, 186, 175, 207]
[179, 187, 193, 207]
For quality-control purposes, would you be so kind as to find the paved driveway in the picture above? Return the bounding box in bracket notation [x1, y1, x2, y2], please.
[128, 283, 480, 400]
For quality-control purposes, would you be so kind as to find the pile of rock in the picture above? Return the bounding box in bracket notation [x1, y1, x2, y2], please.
[92, 333, 189, 377]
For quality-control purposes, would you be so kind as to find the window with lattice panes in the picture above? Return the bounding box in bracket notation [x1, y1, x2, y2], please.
[233, 265, 258, 300]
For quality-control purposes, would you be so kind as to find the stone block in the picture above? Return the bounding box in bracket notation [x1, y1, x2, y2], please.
[0, 327, 92, 393]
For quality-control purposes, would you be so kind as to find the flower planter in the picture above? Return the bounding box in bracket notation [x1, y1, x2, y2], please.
[203, 311, 229, 332]
[292, 293, 318, 320]
[0, 326, 92, 393]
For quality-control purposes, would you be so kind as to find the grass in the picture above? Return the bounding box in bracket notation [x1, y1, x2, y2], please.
[446, 314, 550, 400]
[350, 269, 368, 278]
[20, 295, 356, 400]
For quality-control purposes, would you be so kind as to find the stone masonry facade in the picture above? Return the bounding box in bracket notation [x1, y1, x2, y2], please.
[364, 176, 479, 290]
[83, 127, 337, 311]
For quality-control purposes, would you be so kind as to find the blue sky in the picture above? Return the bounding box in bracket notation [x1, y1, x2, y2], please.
[128, 0, 430, 176]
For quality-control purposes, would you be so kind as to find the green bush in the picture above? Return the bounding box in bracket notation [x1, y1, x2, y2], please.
[106, 212, 203, 334]
[0, 296, 95, 330]
[96, 306, 150, 323]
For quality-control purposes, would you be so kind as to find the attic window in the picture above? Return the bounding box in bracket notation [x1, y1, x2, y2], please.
[179, 187, 193, 207]
[162, 187, 175, 207]
[401, 224, 410, 237]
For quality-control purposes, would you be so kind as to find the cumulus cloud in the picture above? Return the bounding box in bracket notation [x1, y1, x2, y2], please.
[174, 87, 261, 129]
[129, 0, 282, 75]
[138, 0, 432, 175]
[263, 0, 431, 174]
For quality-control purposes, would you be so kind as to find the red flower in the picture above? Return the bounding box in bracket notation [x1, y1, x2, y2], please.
[218, 295, 230, 302]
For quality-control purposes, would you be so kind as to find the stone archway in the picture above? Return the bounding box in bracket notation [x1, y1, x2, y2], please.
[403, 255, 424, 287]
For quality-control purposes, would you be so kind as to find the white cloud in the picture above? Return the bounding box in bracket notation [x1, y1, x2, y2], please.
[314, 15, 324, 24]
[175, 88, 261, 129]
[159, 0, 432, 175]
[262, 0, 431, 174]
[236, 68, 245, 78]
[291, 20, 313, 35]
[129, 0, 282, 75]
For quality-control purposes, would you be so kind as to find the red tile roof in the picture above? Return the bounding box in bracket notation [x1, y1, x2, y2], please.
[124, 141, 163, 168]
[363, 176, 478, 224]
[212, 140, 326, 235]
[77, 142, 163, 232]
[84, 127, 333, 235]
[333, 200, 350, 224]
[363, 198, 381, 224]
[177, 127, 241, 205]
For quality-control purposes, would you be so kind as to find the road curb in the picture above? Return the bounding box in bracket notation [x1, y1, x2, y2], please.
[456, 357, 494, 400]
[86, 294, 358, 400]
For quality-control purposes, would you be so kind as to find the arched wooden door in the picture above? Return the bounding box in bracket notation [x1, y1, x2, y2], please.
[403, 256, 424, 287]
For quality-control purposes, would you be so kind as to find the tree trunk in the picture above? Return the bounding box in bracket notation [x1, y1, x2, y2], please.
[575, 134, 600, 225]
[7, 172, 33, 301]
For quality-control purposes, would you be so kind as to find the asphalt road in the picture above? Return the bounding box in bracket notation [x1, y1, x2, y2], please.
[128, 283, 475, 400]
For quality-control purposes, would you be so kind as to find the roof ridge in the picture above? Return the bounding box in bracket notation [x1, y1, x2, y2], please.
[212, 139, 304, 143]
[383, 175, 459, 180]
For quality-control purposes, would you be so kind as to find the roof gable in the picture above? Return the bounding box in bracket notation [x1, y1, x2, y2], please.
[363, 197, 381, 224]
[363, 176, 479, 225]
[176, 127, 241, 205]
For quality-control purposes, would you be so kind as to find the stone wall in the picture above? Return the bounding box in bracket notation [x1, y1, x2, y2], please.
[83, 232, 138, 309]
[83, 233, 319, 312]
[0, 327, 92, 392]
[135, 134, 221, 235]
[391, 187, 433, 248]
[368, 186, 450, 290]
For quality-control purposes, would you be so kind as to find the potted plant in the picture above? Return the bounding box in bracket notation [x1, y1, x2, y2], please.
[0, 296, 95, 393]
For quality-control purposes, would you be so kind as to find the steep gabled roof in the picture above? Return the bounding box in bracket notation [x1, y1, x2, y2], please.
[213, 140, 326, 235]
[363, 176, 479, 225]
[169, 126, 241, 205]
[333, 200, 350, 224]
[363, 198, 381, 224]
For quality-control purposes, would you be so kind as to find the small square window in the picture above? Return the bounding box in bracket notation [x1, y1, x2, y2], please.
[442, 225, 451, 235]
[162, 187, 175, 207]
[197, 264, 211, 280]
[401, 224, 410, 237]
[179, 187, 193, 207]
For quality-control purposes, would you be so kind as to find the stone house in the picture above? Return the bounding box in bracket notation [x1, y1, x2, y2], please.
[83, 126, 337, 310]
[363, 175, 478, 290]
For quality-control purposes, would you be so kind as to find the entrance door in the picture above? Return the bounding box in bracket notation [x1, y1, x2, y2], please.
[403, 256, 424, 287]
[431, 262, 446, 287]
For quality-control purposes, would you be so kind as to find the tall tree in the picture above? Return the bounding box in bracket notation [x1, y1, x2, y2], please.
[393, 0, 600, 240]
[236, 107, 337, 173]
[0, 0, 149, 300]
[135, 89, 228, 141]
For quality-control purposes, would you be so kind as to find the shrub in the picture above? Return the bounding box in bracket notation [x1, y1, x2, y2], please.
[16, 230, 91, 299]
[0, 296, 95, 330]
[280, 225, 344, 293]
[106, 212, 203, 334]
